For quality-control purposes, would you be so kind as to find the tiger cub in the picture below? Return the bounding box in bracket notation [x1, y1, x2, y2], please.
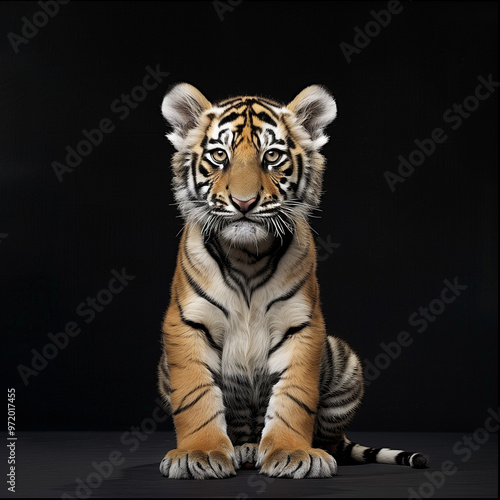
[157, 83, 428, 479]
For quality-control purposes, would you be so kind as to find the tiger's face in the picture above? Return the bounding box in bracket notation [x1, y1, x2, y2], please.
[162, 84, 337, 247]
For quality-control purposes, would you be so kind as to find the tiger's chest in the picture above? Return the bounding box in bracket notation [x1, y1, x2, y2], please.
[199, 293, 280, 443]
[182, 229, 314, 438]
[220, 294, 274, 374]
[193, 282, 308, 376]
[185, 233, 312, 376]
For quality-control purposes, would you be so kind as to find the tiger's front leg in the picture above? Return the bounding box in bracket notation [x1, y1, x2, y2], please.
[158, 301, 236, 479]
[257, 320, 337, 478]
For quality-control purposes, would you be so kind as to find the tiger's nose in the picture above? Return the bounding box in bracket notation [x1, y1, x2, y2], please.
[230, 195, 258, 213]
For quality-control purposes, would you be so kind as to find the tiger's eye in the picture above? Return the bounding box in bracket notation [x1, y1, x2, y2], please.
[211, 149, 227, 164]
[264, 150, 281, 163]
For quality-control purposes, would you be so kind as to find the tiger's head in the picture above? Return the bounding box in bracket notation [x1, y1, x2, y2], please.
[161, 83, 337, 247]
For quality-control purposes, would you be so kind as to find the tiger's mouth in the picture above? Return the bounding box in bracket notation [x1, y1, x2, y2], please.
[197, 198, 304, 245]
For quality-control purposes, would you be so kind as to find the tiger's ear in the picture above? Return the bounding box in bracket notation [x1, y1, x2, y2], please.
[287, 85, 337, 149]
[161, 83, 212, 150]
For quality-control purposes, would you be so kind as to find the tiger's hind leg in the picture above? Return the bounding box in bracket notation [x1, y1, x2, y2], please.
[313, 335, 429, 469]
[312, 336, 364, 458]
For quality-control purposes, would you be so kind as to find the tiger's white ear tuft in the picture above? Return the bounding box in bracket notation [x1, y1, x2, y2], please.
[161, 83, 212, 150]
[287, 85, 337, 149]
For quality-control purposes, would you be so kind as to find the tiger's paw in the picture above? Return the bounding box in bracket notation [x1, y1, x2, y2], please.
[258, 448, 337, 478]
[159, 449, 236, 479]
[234, 443, 258, 469]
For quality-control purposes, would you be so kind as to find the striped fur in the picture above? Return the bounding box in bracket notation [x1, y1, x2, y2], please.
[157, 84, 428, 479]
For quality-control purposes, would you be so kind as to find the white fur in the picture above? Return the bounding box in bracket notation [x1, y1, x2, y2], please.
[161, 83, 212, 151]
[286, 85, 337, 150]
[184, 223, 314, 379]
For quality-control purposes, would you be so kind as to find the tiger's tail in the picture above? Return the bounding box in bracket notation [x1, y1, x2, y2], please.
[332, 436, 429, 469]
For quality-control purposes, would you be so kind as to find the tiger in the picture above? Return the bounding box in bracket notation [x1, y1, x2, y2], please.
[157, 83, 428, 479]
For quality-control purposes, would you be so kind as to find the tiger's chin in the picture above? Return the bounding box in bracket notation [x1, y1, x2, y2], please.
[219, 220, 272, 248]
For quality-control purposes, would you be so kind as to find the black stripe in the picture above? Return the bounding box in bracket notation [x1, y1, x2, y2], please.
[259, 200, 279, 209]
[265, 267, 312, 312]
[199, 164, 210, 177]
[204, 238, 245, 295]
[177, 299, 223, 352]
[191, 153, 199, 193]
[395, 451, 410, 466]
[173, 388, 211, 415]
[196, 180, 211, 190]
[178, 383, 214, 407]
[295, 154, 303, 189]
[184, 455, 195, 479]
[275, 412, 307, 440]
[219, 111, 242, 127]
[252, 132, 261, 150]
[188, 410, 225, 436]
[318, 383, 363, 409]
[363, 447, 383, 463]
[269, 322, 310, 355]
[181, 265, 229, 318]
[277, 182, 288, 198]
[284, 392, 316, 415]
[341, 442, 356, 463]
[255, 111, 277, 127]
[217, 97, 243, 107]
[248, 99, 281, 120]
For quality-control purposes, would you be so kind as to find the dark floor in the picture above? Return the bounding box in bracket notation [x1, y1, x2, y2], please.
[4, 431, 497, 498]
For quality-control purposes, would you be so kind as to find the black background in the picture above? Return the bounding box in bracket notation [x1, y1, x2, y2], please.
[1, 1, 497, 433]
